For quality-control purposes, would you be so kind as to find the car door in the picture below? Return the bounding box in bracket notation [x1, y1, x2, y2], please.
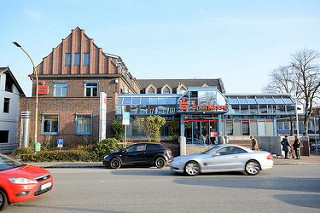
[145, 144, 162, 163]
[121, 144, 146, 165]
[203, 146, 247, 172]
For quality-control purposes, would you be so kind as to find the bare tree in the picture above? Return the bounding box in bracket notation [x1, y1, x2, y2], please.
[264, 49, 320, 136]
[264, 66, 300, 135]
[264, 66, 295, 94]
[291, 49, 320, 135]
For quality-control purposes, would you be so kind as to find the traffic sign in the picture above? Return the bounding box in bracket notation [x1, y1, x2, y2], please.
[58, 139, 63, 148]
[122, 112, 130, 125]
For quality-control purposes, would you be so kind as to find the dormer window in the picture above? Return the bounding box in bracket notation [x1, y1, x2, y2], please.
[148, 87, 155, 94]
[146, 84, 157, 94]
[163, 88, 170, 94]
[161, 84, 172, 94]
[177, 84, 187, 94]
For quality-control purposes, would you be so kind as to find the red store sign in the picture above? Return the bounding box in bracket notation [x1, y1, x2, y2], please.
[38, 81, 49, 95]
[179, 98, 228, 112]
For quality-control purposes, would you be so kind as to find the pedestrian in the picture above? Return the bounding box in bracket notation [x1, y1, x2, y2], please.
[220, 136, 225, 144]
[281, 135, 291, 159]
[289, 145, 295, 159]
[250, 136, 259, 151]
[293, 136, 302, 160]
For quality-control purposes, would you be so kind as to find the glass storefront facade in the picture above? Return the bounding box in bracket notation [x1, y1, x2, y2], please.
[115, 87, 297, 144]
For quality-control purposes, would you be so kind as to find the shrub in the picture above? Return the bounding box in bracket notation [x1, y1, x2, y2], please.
[18, 138, 123, 162]
[143, 115, 166, 142]
[111, 121, 125, 141]
[91, 138, 123, 161]
[167, 122, 179, 142]
[20, 150, 91, 162]
[11, 147, 33, 158]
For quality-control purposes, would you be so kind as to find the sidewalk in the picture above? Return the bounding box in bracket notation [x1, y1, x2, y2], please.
[27, 155, 320, 169]
[273, 154, 320, 165]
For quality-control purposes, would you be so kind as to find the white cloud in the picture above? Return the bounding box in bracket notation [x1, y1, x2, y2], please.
[24, 8, 43, 19]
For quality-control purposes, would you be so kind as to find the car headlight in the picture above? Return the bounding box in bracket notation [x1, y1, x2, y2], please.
[104, 155, 109, 160]
[9, 178, 37, 184]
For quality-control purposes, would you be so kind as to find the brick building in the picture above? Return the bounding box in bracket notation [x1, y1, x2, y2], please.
[20, 27, 140, 145]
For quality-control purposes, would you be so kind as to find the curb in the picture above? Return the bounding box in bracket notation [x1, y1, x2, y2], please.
[29, 161, 320, 169]
[28, 162, 104, 169]
[41, 165, 106, 169]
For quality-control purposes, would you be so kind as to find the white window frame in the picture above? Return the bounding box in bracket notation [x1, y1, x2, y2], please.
[54, 82, 68, 97]
[84, 82, 99, 97]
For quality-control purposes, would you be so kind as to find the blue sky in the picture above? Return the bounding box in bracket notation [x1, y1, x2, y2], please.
[1, 0, 320, 97]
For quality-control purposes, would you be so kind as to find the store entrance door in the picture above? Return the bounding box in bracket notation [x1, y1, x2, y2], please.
[201, 121, 209, 144]
[184, 117, 219, 145]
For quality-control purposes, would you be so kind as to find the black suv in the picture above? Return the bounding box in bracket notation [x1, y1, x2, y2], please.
[103, 143, 173, 169]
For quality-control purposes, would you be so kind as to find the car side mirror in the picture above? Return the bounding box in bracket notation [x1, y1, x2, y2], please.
[213, 153, 221, 157]
[122, 149, 127, 153]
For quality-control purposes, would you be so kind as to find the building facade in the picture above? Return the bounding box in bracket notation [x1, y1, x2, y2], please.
[116, 85, 298, 144]
[20, 27, 140, 146]
[18, 27, 317, 148]
[0, 67, 25, 153]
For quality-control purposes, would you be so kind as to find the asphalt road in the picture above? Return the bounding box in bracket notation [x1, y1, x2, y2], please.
[5, 165, 320, 213]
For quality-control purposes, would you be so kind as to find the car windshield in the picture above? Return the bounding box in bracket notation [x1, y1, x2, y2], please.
[0, 153, 25, 171]
[201, 145, 220, 154]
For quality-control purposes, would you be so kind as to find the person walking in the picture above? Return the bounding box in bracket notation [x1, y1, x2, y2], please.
[250, 136, 259, 151]
[281, 135, 291, 159]
[293, 136, 302, 160]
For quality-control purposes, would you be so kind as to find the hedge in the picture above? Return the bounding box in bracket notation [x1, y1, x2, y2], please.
[92, 138, 122, 161]
[11, 147, 33, 158]
[20, 150, 92, 162]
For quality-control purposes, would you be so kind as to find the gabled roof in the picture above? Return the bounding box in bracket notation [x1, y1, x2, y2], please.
[0, 67, 26, 97]
[137, 78, 226, 94]
[33, 27, 128, 76]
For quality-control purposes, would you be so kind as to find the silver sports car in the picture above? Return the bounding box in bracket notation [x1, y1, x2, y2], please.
[169, 144, 273, 176]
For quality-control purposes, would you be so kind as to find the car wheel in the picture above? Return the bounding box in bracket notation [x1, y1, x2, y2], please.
[245, 160, 260, 175]
[155, 157, 166, 169]
[110, 158, 121, 169]
[185, 161, 200, 176]
[0, 189, 9, 211]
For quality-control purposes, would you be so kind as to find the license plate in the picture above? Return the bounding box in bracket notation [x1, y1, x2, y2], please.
[40, 182, 52, 191]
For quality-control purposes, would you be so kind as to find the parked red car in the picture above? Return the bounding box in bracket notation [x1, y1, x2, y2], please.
[0, 153, 53, 211]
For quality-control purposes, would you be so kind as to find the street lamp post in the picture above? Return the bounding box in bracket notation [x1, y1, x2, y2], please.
[13, 42, 39, 149]
[291, 64, 300, 137]
[295, 93, 299, 137]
